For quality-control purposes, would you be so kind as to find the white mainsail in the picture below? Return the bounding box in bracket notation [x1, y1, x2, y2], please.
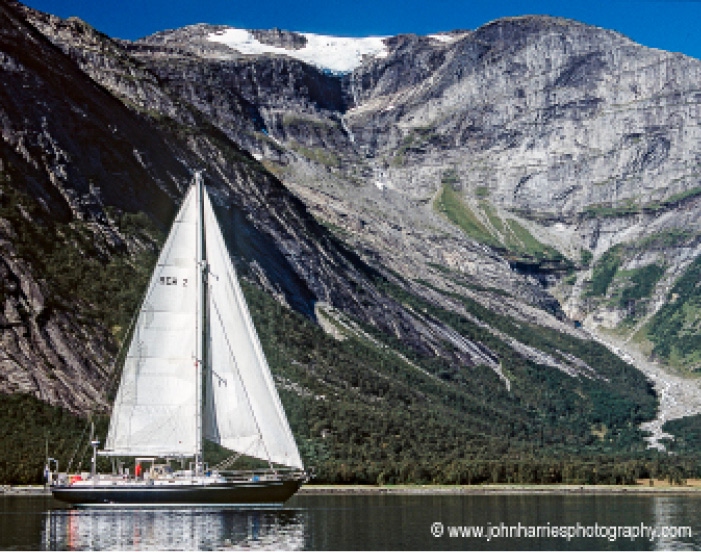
[104, 175, 303, 471]
[202, 191, 304, 470]
[104, 186, 200, 457]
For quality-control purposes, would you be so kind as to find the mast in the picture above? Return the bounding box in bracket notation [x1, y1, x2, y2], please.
[195, 171, 206, 473]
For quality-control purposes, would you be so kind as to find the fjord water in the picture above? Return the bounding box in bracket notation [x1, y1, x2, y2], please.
[1, 493, 700, 550]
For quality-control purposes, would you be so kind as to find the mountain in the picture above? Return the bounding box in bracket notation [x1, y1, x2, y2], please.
[1, 1, 699, 483]
[125, 18, 701, 368]
[126, 17, 701, 438]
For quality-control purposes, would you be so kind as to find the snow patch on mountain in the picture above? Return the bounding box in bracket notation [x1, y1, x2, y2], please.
[428, 33, 467, 43]
[208, 28, 388, 73]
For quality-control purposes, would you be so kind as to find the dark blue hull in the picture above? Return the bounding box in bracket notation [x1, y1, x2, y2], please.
[51, 479, 302, 507]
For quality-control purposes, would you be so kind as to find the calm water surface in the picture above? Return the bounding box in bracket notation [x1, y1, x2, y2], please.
[1, 492, 700, 550]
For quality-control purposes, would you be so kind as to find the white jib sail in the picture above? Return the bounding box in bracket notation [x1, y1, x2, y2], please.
[104, 186, 200, 457]
[202, 190, 304, 470]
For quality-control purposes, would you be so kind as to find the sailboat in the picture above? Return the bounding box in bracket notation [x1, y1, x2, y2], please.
[49, 172, 306, 506]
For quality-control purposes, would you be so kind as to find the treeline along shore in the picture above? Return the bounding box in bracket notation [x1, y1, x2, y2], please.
[4, 482, 701, 496]
[3, 390, 701, 487]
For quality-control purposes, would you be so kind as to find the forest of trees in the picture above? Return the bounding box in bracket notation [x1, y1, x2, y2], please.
[0, 182, 696, 487]
[1, 277, 697, 487]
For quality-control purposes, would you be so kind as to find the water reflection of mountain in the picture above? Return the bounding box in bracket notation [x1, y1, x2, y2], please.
[42, 508, 306, 550]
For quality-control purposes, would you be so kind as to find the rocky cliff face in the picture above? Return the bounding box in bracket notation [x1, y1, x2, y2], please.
[5, 1, 700, 454]
[2, 1, 560, 416]
[129, 15, 701, 370]
[123, 15, 701, 432]
[0, 1, 181, 411]
[334, 16, 701, 346]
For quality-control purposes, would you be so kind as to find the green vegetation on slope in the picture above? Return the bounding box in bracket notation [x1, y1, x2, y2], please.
[391, 126, 442, 167]
[588, 251, 665, 314]
[3, 391, 692, 486]
[434, 183, 569, 268]
[663, 415, 701, 455]
[587, 245, 623, 297]
[0, 277, 685, 486]
[585, 229, 699, 365]
[248, 273, 662, 483]
[583, 187, 701, 219]
[0, 394, 109, 484]
[0, 174, 666, 484]
[647, 255, 701, 370]
[616, 264, 665, 309]
[0, 174, 692, 486]
[0, 181, 162, 344]
[580, 249, 593, 268]
[287, 141, 340, 168]
[435, 183, 500, 248]
[504, 218, 565, 263]
[374, 277, 656, 439]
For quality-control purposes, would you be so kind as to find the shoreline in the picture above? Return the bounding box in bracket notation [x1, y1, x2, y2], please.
[297, 483, 701, 495]
[0, 486, 51, 496]
[5, 483, 701, 497]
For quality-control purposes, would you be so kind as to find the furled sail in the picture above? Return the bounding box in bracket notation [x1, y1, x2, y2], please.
[202, 190, 304, 470]
[104, 186, 200, 457]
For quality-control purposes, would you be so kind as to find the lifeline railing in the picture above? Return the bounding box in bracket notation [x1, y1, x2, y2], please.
[217, 468, 307, 483]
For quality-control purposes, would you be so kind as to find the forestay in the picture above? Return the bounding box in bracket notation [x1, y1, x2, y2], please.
[202, 191, 303, 470]
[104, 186, 200, 457]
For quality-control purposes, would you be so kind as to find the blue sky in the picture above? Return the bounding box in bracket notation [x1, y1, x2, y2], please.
[22, 0, 701, 60]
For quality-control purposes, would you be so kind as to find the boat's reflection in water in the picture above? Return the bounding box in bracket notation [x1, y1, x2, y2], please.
[42, 507, 306, 550]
